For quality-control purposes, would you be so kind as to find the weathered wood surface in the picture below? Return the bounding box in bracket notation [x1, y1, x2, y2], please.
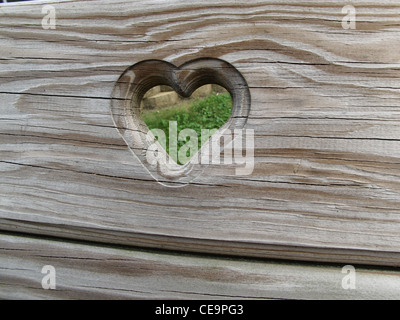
[2, 233, 400, 300]
[1, 0, 400, 267]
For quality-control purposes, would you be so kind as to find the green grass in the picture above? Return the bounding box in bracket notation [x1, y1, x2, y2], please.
[142, 92, 233, 164]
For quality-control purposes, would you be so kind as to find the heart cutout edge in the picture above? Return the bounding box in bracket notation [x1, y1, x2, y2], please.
[110, 58, 251, 184]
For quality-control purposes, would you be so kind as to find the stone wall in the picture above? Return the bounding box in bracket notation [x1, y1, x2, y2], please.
[141, 84, 226, 111]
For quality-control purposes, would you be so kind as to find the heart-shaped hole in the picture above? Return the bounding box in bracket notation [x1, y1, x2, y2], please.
[140, 84, 232, 165]
[111, 58, 250, 184]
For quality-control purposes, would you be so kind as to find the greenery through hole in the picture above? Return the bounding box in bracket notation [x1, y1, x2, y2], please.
[141, 85, 233, 165]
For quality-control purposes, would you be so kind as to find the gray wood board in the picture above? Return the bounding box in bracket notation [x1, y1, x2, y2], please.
[1, 0, 400, 266]
[1, 233, 399, 300]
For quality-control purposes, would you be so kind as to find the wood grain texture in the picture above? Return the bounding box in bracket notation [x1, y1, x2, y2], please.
[2, 233, 400, 300]
[1, 0, 400, 266]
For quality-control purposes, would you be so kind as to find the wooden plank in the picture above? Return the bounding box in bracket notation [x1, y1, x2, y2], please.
[1, 233, 400, 300]
[1, 0, 400, 266]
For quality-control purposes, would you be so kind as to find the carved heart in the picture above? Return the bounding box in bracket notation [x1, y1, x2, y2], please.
[110, 58, 250, 187]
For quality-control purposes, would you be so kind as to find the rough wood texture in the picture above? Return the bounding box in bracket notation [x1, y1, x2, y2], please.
[2, 233, 400, 300]
[1, 0, 400, 267]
